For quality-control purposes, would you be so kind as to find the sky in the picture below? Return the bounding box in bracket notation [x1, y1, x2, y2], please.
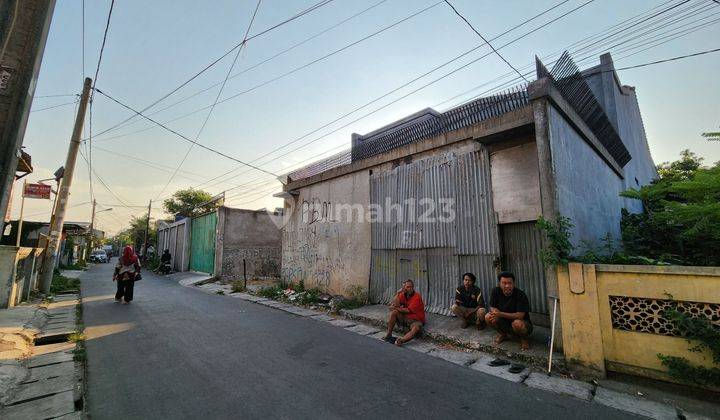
[10, 0, 720, 235]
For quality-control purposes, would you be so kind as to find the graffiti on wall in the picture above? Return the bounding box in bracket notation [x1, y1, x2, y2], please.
[282, 196, 353, 291]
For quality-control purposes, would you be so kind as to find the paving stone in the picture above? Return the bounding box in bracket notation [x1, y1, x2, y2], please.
[6, 375, 75, 404]
[245, 296, 268, 303]
[469, 355, 530, 383]
[327, 319, 356, 328]
[2, 390, 75, 419]
[403, 339, 437, 354]
[283, 307, 321, 317]
[427, 348, 479, 366]
[54, 411, 82, 420]
[26, 361, 74, 382]
[309, 314, 335, 322]
[344, 324, 382, 336]
[27, 351, 74, 368]
[525, 373, 594, 401]
[229, 292, 253, 299]
[369, 331, 388, 340]
[593, 387, 677, 420]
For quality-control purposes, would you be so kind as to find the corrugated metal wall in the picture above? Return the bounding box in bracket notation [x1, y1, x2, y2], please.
[369, 149, 525, 315]
[500, 222, 548, 314]
[157, 218, 190, 272]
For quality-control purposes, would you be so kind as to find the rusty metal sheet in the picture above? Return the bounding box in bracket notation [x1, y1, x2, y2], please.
[369, 249, 397, 305]
[425, 248, 458, 316]
[420, 154, 456, 249]
[501, 221, 548, 314]
[456, 149, 500, 255]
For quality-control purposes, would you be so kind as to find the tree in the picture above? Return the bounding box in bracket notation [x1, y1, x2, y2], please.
[621, 150, 720, 266]
[162, 188, 219, 218]
[114, 215, 156, 251]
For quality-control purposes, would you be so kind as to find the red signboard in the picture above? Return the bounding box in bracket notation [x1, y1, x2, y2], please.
[23, 183, 51, 199]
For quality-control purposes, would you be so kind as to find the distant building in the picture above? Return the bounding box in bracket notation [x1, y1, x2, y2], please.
[1, 220, 103, 266]
[277, 52, 657, 325]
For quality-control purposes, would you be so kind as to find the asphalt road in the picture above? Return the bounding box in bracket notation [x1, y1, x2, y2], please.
[81, 263, 634, 419]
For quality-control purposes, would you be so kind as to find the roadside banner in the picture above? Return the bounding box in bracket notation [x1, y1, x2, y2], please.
[23, 183, 51, 199]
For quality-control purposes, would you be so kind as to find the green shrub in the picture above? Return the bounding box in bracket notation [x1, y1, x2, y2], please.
[50, 272, 80, 294]
[657, 308, 720, 387]
[231, 281, 246, 293]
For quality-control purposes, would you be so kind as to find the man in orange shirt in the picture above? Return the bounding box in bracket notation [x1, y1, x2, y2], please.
[384, 279, 426, 346]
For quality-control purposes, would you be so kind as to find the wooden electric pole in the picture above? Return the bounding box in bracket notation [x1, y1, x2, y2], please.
[39, 77, 92, 293]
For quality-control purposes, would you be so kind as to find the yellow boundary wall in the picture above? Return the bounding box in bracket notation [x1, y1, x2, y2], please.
[557, 263, 720, 382]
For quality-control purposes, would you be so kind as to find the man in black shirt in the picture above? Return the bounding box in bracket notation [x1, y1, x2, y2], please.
[485, 271, 534, 350]
[450, 273, 486, 329]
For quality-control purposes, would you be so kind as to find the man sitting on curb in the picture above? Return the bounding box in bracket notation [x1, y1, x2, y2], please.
[450, 272, 486, 329]
[384, 279, 426, 347]
[485, 271, 534, 350]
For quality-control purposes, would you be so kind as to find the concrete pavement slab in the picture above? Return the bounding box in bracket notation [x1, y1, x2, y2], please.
[26, 361, 74, 382]
[59, 270, 83, 279]
[1, 390, 75, 419]
[0, 362, 27, 403]
[6, 375, 75, 405]
[229, 293, 253, 299]
[403, 339, 437, 354]
[54, 411, 82, 420]
[327, 319, 356, 328]
[309, 314, 335, 322]
[344, 324, 382, 336]
[27, 351, 74, 368]
[593, 387, 678, 420]
[369, 331, 388, 340]
[283, 307, 321, 317]
[524, 373, 594, 401]
[427, 348, 479, 366]
[469, 356, 529, 383]
[30, 342, 75, 355]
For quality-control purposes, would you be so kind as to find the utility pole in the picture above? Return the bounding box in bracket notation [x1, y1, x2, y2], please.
[16, 180, 27, 246]
[143, 200, 151, 259]
[86, 199, 97, 259]
[39, 77, 92, 293]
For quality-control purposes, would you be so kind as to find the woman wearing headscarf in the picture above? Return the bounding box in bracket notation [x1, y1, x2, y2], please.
[113, 245, 141, 304]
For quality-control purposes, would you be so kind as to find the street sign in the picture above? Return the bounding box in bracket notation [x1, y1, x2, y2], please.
[23, 183, 51, 199]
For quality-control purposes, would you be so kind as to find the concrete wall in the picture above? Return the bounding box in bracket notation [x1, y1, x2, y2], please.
[490, 139, 541, 224]
[0, 246, 40, 309]
[557, 263, 720, 386]
[282, 170, 371, 294]
[583, 54, 658, 214]
[217, 207, 282, 280]
[548, 104, 626, 248]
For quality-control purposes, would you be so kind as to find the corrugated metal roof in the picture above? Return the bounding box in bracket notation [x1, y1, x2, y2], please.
[287, 149, 351, 182]
[288, 84, 529, 182]
[352, 85, 529, 162]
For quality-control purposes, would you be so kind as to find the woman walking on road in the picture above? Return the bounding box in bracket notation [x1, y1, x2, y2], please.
[114, 245, 141, 304]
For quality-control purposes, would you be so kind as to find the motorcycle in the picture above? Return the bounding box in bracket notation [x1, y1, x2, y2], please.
[158, 260, 172, 275]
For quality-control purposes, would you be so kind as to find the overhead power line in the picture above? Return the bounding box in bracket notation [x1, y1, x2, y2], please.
[442, 0, 528, 82]
[150, 0, 597, 203]
[88, 0, 116, 206]
[154, 0, 264, 200]
[95, 0, 389, 137]
[93, 87, 279, 178]
[30, 99, 79, 113]
[210, 0, 716, 204]
[85, 0, 335, 142]
[88, 0, 441, 145]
